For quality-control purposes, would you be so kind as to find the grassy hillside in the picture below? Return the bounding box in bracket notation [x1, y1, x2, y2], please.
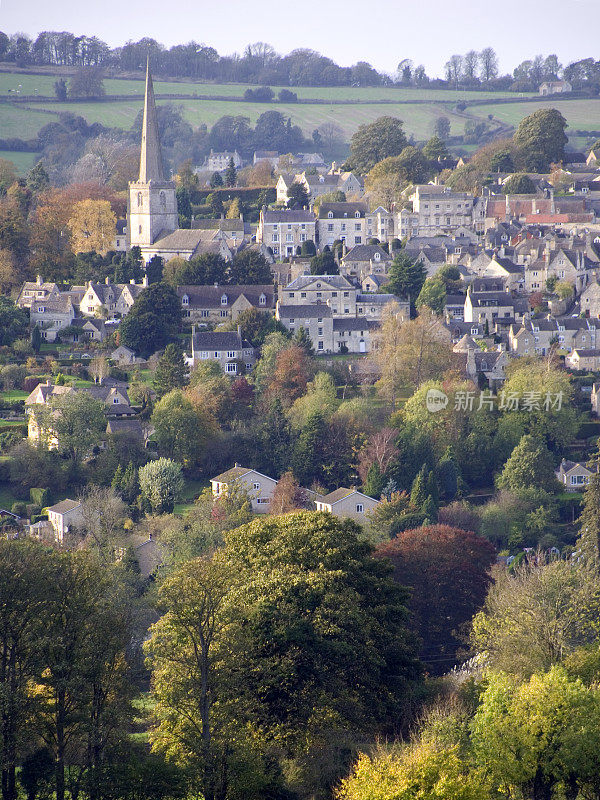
[0, 150, 36, 173]
[32, 97, 470, 140]
[0, 68, 598, 173]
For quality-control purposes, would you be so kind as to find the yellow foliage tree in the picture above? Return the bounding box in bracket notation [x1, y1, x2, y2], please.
[67, 198, 116, 255]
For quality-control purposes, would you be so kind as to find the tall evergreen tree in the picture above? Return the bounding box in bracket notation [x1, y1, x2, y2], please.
[225, 157, 237, 187]
[577, 472, 600, 567]
[153, 343, 188, 398]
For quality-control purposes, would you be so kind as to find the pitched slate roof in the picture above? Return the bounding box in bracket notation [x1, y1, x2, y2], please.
[263, 210, 316, 223]
[332, 317, 375, 331]
[318, 202, 367, 219]
[342, 244, 391, 262]
[278, 304, 332, 318]
[48, 499, 81, 515]
[318, 487, 376, 505]
[177, 284, 275, 308]
[152, 229, 206, 250]
[285, 274, 353, 290]
[192, 331, 247, 350]
[106, 419, 143, 438]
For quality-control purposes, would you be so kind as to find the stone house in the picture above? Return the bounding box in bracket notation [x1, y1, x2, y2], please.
[210, 464, 277, 513]
[256, 208, 317, 259]
[30, 296, 76, 341]
[316, 202, 367, 248]
[281, 275, 358, 315]
[332, 317, 378, 354]
[25, 381, 132, 445]
[362, 274, 389, 293]
[340, 244, 392, 281]
[581, 280, 600, 317]
[276, 303, 334, 354]
[204, 150, 242, 171]
[315, 488, 380, 519]
[464, 288, 528, 326]
[555, 458, 593, 491]
[189, 329, 255, 373]
[398, 186, 475, 238]
[110, 345, 144, 365]
[539, 80, 572, 95]
[356, 293, 409, 322]
[509, 317, 600, 356]
[17, 276, 61, 309]
[591, 382, 600, 415]
[565, 348, 600, 371]
[365, 206, 395, 243]
[177, 284, 275, 324]
[46, 499, 83, 544]
[80, 278, 147, 318]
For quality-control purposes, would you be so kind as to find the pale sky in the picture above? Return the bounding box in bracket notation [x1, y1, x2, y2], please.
[0, 0, 594, 77]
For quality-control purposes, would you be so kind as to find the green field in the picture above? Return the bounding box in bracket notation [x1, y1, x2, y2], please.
[1, 67, 598, 168]
[0, 70, 534, 102]
[470, 99, 600, 131]
[0, 150, 36, 173]
[33, 97, 471, 140]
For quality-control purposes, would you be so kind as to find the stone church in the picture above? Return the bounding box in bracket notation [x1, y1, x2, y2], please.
[127, 62, 210, 262]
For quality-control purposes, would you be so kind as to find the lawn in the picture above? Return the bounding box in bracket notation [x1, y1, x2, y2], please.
[0, 389, 28, 404]
[174, 477, 208, 516]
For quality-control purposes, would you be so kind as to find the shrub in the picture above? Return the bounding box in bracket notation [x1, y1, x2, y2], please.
[30, 487, 51, 507]
[11, 502, 26, 517]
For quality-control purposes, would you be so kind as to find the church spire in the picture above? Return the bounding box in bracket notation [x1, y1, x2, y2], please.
[138, 57, 164, 182]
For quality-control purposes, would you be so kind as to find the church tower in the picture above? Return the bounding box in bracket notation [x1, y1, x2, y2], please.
[128, 60, 178, 250]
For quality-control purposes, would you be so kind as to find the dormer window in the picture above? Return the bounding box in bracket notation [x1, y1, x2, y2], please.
[374, 252, 381, 261]
[327, 212, 333, 219]
[182, 295, 189, 305]
[221, 294, 228, 306]
[259, 293, 266, 306]
[355, 211, 360, 218]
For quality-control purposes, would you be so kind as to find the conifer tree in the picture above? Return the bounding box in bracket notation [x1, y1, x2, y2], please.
[225, 157, 237, 187]
[153, 343, 188, 398]
[577, 472, 600, 567]
[410, 465, 429, 510]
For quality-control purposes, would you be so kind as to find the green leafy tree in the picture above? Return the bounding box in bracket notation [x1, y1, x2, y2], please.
[310, 249, 338, 275]
[26, 162, 50, 194]
[503, 173, 537, 194]
[220, 513, 421, 785]
[387, 249, 427, 304]
[228, 249, 272, 284]
[68, 67, 105, 98]
[348, 116, 408, 174]
[34, 391, 106, 468]
[209, 172, 223, 188]
[513, 108, 568, 171]
[151, 391, 217, 468]
[422, 135, 450, 161]
[286, 181, 310, 209]
[471, 667, 600, 800]
[139, 458, 184, 514]
[471, 557, 600, 676]
[0, 296, 28, 345]
[120, 283, 182, 358]
[153, 343, 188, 398]
[576, 471, 600, 567]
[497, 434, 558, 495]
[416, 275, 446, 314]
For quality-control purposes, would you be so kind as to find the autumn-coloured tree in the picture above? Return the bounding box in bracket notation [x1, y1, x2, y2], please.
[358, 428, 399, 483]
[67, 198, 117, 254]
[374, 308, 455, 401]
[270, 471, 313, 514]
[376, 524, 495, 673]
[266, 345, 312, 409]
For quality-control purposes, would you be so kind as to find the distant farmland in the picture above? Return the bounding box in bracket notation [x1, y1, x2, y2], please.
[1, 68, 599, 172]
